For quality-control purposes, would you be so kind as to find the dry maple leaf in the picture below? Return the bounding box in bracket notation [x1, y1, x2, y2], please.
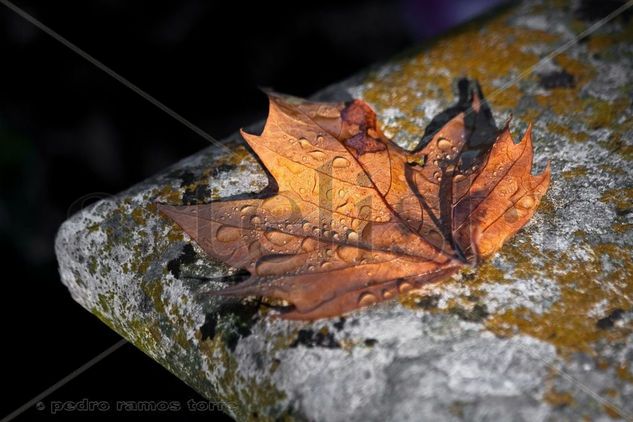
[158, 82, 550, 320]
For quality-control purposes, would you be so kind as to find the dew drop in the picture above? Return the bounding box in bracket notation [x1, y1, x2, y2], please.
[358, 292, 378, 307]
[427, 229, 443, 244]
[518, 195, 536, 209]
[437, 138, 452, 151]
[250, 215, 262, 225]
[299, 138, 311, 149]
[264, 230, 295, 246]
[256, 255, 302, 276]
[240, 205, 257, 215]
[216, 225, 241, 242]
[310, 150, 326, 161]
[332, 156, 351, 168]
[346, 230, 359, 242]
[336, 246, 358, 263]
[505, 208, 521, 223]
[382, 289, 394, 299]
[398, 280, 414, 293]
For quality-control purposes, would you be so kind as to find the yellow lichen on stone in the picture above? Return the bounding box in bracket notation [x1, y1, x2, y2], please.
[486, 242, 633, 354]
[154, 185, 181, 204]
[617, 364, 633, 383]
[546, 122, 589, 143]
[598, 165, 626, 175]
[131, 207, 145, 225]
[561, 166, 588, 180]
[600, 187, 633, 214]
[361, 5, 558, 143]
[587, 34, 615, 53]
[198, 334, 288, 421]
[612, 222, 632, 234]
[603, 404, 622, 419]
[599, 120, 633, 161]
[543, 388, 575, 408]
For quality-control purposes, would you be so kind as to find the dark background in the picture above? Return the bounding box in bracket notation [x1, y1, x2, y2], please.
[0, 0, 505, 420]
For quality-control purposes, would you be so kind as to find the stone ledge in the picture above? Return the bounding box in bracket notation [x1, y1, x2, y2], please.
[55, 1, 633, 420]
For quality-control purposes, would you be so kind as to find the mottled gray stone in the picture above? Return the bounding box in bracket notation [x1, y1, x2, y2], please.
[55, 1, 633, 420]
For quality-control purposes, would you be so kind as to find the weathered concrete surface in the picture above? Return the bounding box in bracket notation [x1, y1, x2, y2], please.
[55, 1, 633, 420]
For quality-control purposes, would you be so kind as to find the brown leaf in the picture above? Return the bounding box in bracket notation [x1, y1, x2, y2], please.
[158, 85, 550, 320]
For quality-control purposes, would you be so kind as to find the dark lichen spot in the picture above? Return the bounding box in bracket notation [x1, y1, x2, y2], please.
[539, 70, 576, 90]
[465, 294, 481, 302]
[200, 313, 217, 341]
[364, 338, 378, 347]
[596, 308, 624, 329]
[417, 294, 441, 310]
[461, 270, 477, 282]
[178, 170, 196, 188]
[216, 301, 260, 352]
[450, 303, 489, 322]
[290, 328, 340, 349]
[198, 302, 260, 352]
[167, 244, 197, 279]
[211, 163, 237, 177]
[333, 317, 346, 331]
[182, 185, 211, 205]
[574, 0, 633, 23]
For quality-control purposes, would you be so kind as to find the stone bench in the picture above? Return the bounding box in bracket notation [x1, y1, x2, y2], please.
[55, 1, 633, 420]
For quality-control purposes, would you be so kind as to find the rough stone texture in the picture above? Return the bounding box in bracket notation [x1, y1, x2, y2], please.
[55, 1, 633, 420]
